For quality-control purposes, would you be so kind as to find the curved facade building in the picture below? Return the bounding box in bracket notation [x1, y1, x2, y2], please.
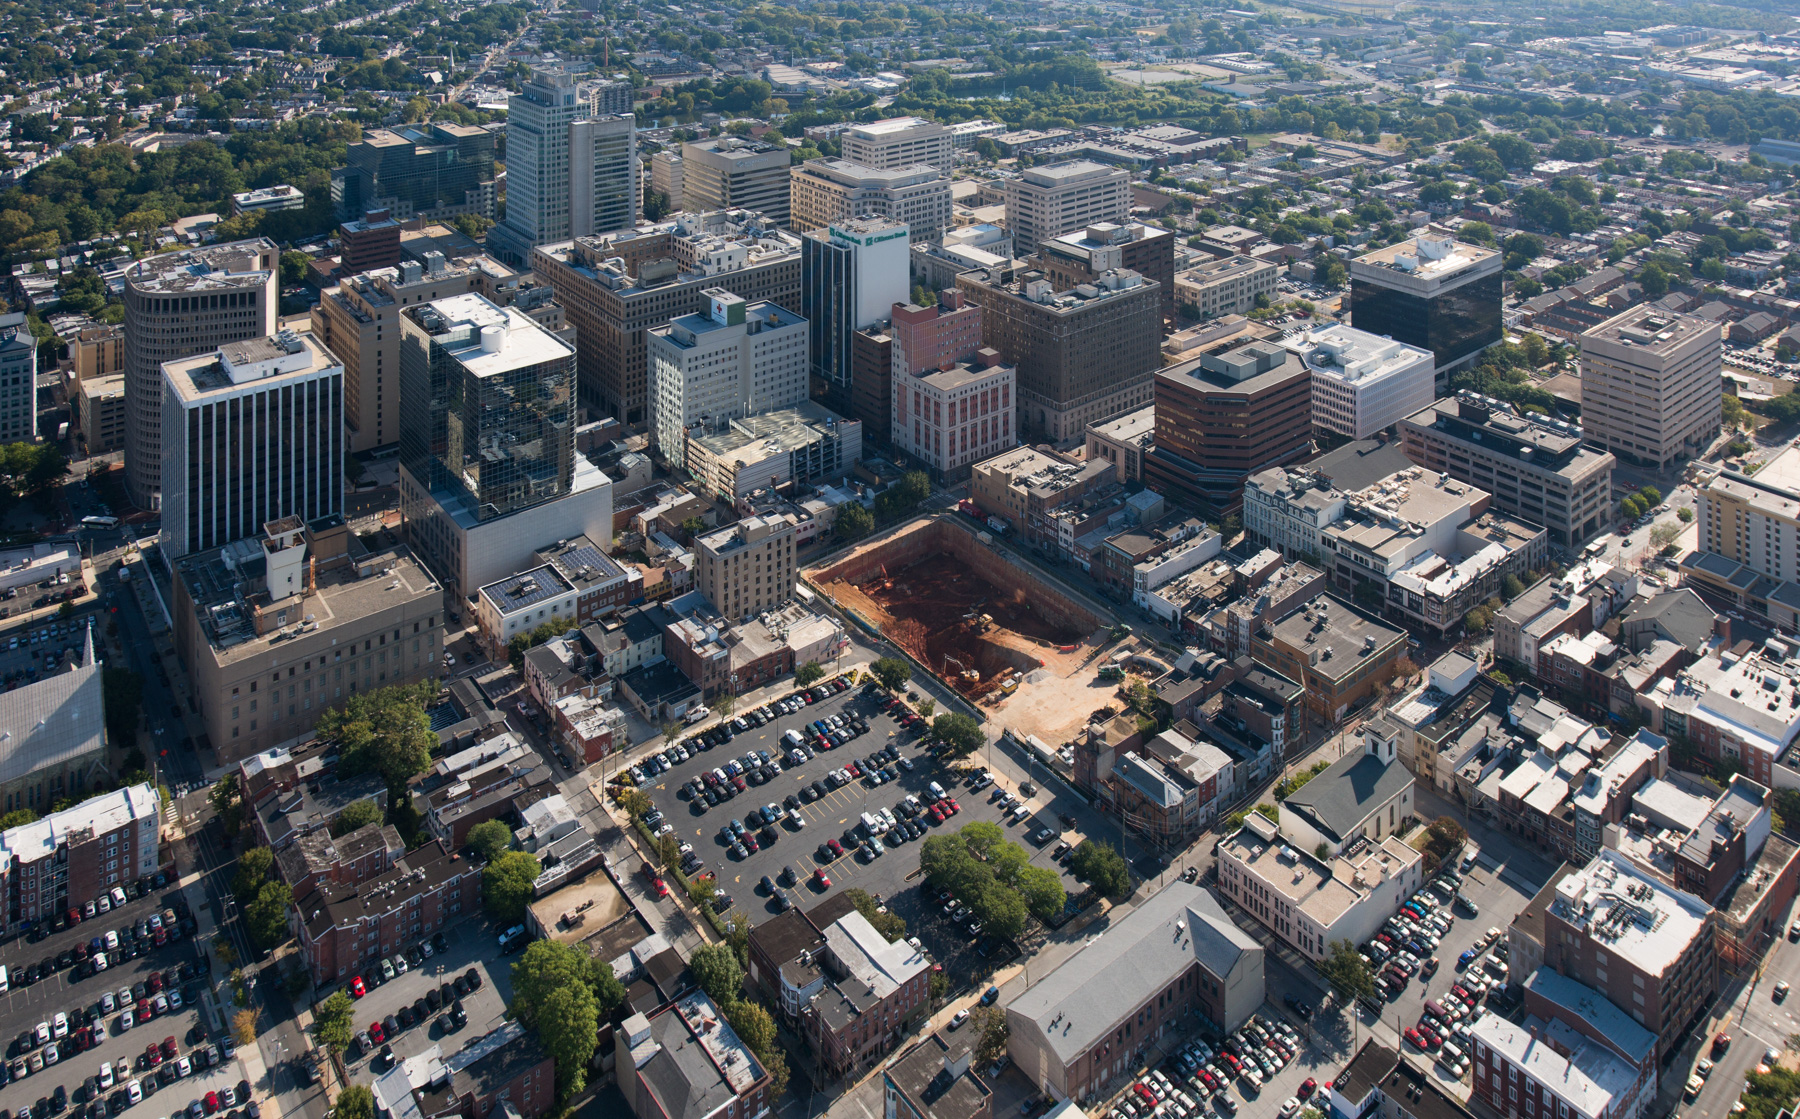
[121, 239, 278, 510]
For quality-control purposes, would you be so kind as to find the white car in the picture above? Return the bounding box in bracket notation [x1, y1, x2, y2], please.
[33, 1022, 48, 1047]
[109, 887, 127, 908]
[1281, 1100, 1301, 1117]
[126, 1081, 142, 1105]
[118, 1010, 134, 1032]
[52, 1013, 66, 1039]
[100, 992, 116, 1014]
[175, 1056, 191, 1078]
[98, 1063, 114, 1090]
[167, 989, 183, 1010]
[43, 1045, 57, 1067]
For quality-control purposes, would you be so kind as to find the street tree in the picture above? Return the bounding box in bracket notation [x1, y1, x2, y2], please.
[209, 776, 243, 836]
[973, 1006, 1010, 1068]
[932, 713, 985, 759]
[871, 657, 911, 692]
[334, 1085, 375, 1119]
[232, 848, 273, 905]
[687, 944, 744, 1004]
[245, 882, 293, 948]
[795, 661, 825, 688]
[1320, 939, 1377, 1003]
[1067, 840, 1131, 898]
[311, 990, 355, 1054]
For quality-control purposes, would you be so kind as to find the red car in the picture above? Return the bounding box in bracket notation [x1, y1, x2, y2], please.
[1714, 1032, 1732, 1056]
[814, 868, 832, 889]
[204, 1092, 219, 1114]
[1299, 1079, 1317, 1099]
[1405, 1027, 1427, 1051]
[161, 1037, 177, 1061]
[147, 973, 163, 994]
[144, 1044, 162, 1067]
[845, 761, 861, 777]
[944, 798, 960, 814]
[826, 838, 845, 857]
[743, 834, 760, 854]
[651, 877, 670, 899]
[1134, 1086, 1155, 1105]
[370, 1022, 386, 1044]
[350, 977, 366, 999]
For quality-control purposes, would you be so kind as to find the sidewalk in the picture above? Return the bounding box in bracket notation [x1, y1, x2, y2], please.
[171, 832, 274, 1107]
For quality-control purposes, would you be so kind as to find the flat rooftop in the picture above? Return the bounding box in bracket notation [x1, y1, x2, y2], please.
[848, 116, 941, 137]
[175, 534, 442, 666]
[1582, 305, 1720, 355]
[410, 292, 572, 378]
[1265, 597, 1406, 684]
[479, 564, 576, 618]
[1549, 849, 1711, 976]
[1020, 159, 1118, 184]
[126, 238, 277, 293]
[1221, 826, 1363, 925]
[1352, 234, 1499, 280]
[1286, 324, 1433, 385]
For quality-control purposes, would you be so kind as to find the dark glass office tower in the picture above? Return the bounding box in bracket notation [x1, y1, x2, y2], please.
[1348, 235, 1503, 380]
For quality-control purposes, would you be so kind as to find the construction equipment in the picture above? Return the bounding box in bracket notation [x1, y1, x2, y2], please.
[1098, 665, 1125, 681]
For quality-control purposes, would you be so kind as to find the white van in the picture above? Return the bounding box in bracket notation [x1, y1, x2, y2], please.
[783, 729, 805, 749]
[860, 811, 886, 837]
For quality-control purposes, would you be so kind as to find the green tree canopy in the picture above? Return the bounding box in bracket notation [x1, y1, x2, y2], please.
[509, 939, 624, 1033]
[687, 944, 745, 1004]
[317, 682, 436, 796]
[871, 657, 912, 692]
[795, 661, 825, 688]
[835, 501, 874, 541]
[467, 818, 513, 863]
[331, 799, 383, 836]
[1319, 938, 1376, 1002]
[537, 984, 600, 1098]
[932, 713, 984, 759]
[311, 990, 355, 1054]
[1067, 840, 1131, 898]
[209, 775, 243, 836]
[334, 1086, 375, 1119]
[233, 847, 274, 905]
[481, 851, 541, 924]
[246, 881, 293, 948]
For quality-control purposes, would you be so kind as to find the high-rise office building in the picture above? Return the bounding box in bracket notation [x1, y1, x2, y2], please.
[0, 321, 37, 444]
[801, 220, 910, 419]
[680, 138, 790, 226]
[581, 78, 634, 118]
[647, 290, 809, 467]
[570, 116, 639, 239]
[398, 293, 612, 600]
[650, 150, 684, 212]
[1282, 324, 1436, 441]
[331, 123, 497, 223]
[1578, 306, 1722, 470]
[160, 329, 343, 559]
[890, 289, 983, 380]
[337, 209, 402, 274]
[1034, 221, 1176, 324]
[1002, 162, 1130, 260]
[122, 239, 279, 510]
[1349, 234, 1502, 382]
[893, 349, 1015, 482]
[1144, 340, 1314, 514]
[488, 69, 637, 266]
[955, 262, 1161, 444]
[534, 210, 802, 424]
[789, 160, 952, 243]
[839, 117, 955, 172]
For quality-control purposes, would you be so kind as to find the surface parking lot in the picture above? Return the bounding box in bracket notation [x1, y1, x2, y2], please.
[0, 612, 105, 692]
[0, 885, 250, 1119]
[339, 922, 514, 1087]
[639, 682, 1085, 978]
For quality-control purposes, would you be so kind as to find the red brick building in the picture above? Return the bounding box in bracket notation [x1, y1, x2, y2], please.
[274, 822, 404, 896]
[415, 1021, 557, 1119]
[294, 848, 481, 984]
[0, 785, 162, 933]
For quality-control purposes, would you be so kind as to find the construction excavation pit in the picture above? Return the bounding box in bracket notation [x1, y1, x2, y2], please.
[808, 518, 1111, 713]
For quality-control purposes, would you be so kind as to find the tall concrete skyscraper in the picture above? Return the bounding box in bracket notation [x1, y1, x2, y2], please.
[1578, 306, 1722, 470]
[800, 219, 909, 417]
[122, 239, 279, 510]
[488, 68, 636, 265]
[160, 328, 343, 559]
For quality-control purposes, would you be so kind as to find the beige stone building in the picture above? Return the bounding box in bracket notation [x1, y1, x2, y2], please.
[789, 160, 952, 242]
[1001, 161, 1130, 259]
[681, 138, 791, 226]
[694, 514, 798, 621]
[1578, 306, 1722, 470]
[172, 516, 445, 764]
[77, 374, 126, 456]
[1173, 255, 1278, 320]
[839, 117, 955, 171]
[69, 325, 125, 385]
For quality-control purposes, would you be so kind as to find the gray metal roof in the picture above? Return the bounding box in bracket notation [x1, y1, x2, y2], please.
[0, 650, 104, 785]
[1281, 749, 1414, 845]
[1007, 882, 1259, 1066]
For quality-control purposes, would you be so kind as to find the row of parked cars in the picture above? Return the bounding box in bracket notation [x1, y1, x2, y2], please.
[357, 968, 482, 1057]
[342, 934, 454, 1002]
[624, 677, 861, 788]
[1108, 1014, 1310, 1119]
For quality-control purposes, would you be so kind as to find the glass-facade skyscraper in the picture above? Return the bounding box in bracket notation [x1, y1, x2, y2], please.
[399, 292, 576, 524]
[1348, 234, 1503, 383]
